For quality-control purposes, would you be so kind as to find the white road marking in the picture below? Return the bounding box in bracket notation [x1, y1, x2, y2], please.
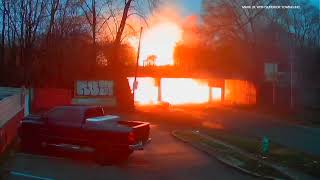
[16, 153, 67, 161]
[10, 171, 54, 180]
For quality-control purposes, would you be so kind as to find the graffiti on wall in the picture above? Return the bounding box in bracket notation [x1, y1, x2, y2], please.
[76, 80, 114, 96]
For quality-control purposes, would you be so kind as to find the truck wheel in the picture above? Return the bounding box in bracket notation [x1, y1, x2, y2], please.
[20, 138, 41, 153]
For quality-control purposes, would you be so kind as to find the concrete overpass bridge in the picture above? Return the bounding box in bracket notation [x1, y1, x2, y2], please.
[126, 67, 256, 105]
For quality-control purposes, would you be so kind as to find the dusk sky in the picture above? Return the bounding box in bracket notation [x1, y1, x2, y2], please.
[168, 0, 319, 16]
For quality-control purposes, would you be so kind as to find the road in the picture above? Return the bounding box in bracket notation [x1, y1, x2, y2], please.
[4, 121, 256, 180]
[177, 107, 320, 156]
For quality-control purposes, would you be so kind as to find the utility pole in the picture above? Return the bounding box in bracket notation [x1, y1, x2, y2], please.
[290, 61, 294, 108]
[272, 63, 277, 106]
[133, 27, 143, 100]
[289, 46, 295, 109]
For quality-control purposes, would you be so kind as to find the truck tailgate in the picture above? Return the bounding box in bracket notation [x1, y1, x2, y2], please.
[118, 121, 150, 143]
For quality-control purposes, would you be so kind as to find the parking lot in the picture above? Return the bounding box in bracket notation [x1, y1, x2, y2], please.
[3, 120, 256, 180]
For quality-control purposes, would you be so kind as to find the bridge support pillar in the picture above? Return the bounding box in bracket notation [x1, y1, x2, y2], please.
[208, 85, 212, 103]
[156, 78, 162, 102]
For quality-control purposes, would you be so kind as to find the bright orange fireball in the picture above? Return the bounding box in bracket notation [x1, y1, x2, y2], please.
[130, 22, 182, 66]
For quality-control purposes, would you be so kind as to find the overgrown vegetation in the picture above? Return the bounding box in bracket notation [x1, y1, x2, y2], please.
[202, 129, 320, 177]
[174, 130, 288, 179]
[175, 0, 320, 82]
[0, 0, 158, 87]
[0, 0, 318, 88]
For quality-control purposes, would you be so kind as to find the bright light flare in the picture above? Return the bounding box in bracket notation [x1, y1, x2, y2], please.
[211, 87, 222, 101]
[127, 78, 257, 106]
[129, 22, 182, 66]
[161, 78, 209, 105]
[128, 77, 158, 105]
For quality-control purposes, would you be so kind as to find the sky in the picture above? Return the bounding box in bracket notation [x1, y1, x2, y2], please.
[161, 0, 202, 16]
[168, 0, 320, 16]
[177, 0, 202, 15]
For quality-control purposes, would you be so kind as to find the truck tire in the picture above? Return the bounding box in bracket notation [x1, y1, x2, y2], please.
[20, 137, 41, 153]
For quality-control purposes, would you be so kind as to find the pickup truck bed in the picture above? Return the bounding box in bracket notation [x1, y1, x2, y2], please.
[18, 106, 151, 164]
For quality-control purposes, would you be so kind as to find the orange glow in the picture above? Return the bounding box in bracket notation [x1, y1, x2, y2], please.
[224, 80, 256, 105]
[129, 22, 182, 66]
[202, 121, 224, 129]
[211, 87, 222, 101]
[128, 77, 158, 105]
[161, 78, 209, 105]
[128, 78, 256, 106]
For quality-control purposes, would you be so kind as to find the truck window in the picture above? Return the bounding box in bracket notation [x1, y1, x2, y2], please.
[47, 107, 83, 127]
[84, 108, 104, 119]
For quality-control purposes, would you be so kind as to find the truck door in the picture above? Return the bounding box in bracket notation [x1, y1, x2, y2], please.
[46, 107, 87, 145]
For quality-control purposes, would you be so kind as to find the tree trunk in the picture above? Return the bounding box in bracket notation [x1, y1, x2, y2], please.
[92, 0, 97, 74]
[0, 3, 5, 67]
[111, 0, 132, 70]
[112, 0, 134, 111]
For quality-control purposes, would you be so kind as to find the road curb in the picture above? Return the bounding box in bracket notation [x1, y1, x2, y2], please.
[171, 130, 290, 180]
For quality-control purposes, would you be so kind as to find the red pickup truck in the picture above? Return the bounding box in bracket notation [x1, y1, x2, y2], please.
[18, 106, 150, 164]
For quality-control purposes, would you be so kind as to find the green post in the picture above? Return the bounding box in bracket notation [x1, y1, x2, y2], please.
[262, 136, 270, 155]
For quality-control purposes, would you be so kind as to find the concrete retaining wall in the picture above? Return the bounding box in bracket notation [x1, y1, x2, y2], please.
[0, 87, 25, 153]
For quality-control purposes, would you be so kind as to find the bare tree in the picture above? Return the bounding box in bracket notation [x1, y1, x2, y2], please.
[0, 0, 6, 67]
[111, 0, 158, 69]
[2, 0, 48, 84]
[203, 0, 277, 43]
[261, 0, 320, 48]
[79, 0, 113, 71]
[78, 0, 158, 70]
[46, 0, 60, 42]
[0, 0, 158, 87]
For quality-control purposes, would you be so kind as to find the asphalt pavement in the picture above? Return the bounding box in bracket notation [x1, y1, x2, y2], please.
[4, 121, 257, 180]
[178, 107, 320, 156]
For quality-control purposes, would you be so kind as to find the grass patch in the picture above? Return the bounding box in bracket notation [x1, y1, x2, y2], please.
[224, 151, 288, 179]
[206, 131, 261, 154]
[174, 130, 287, 178]
[203, 130, 320, 177]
